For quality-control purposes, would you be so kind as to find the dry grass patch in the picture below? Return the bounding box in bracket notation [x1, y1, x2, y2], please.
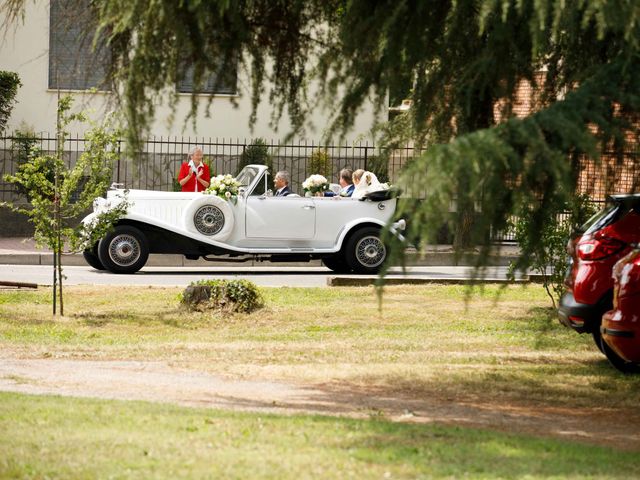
[1, 284, 639, 412]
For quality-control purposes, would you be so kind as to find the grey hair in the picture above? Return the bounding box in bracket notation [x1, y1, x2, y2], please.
[275, 170, 290, 184]
[188, 146, 203, 158]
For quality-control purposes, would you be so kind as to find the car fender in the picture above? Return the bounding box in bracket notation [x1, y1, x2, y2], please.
[335, 218, 388, 251]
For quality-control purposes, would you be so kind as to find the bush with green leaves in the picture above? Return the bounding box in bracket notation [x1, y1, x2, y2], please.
[11, 126, 40, 163]
[308, 149, 331, 177]
[0, 71, 20, 132]
[181, 279, 264, 314]
[509, 195, 597, 308]
[237, 138, 273, 174]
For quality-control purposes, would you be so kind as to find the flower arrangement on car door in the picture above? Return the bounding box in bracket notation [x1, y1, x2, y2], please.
[302, 174, 329, 197]
[205, 174, 241, 203]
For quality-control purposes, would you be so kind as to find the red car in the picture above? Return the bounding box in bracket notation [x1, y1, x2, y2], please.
[601, 247, 640, 373]
[558, 195, 640, 351]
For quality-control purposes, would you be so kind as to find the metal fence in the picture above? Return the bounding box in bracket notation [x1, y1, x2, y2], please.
[0, 134, 414, 203]
[1, 134, 637, 241]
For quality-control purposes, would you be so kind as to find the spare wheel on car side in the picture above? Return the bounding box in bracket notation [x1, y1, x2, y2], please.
[183, 195, 234, 241]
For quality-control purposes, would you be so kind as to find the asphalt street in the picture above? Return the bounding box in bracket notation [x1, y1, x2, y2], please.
[0, 264, 521, 288]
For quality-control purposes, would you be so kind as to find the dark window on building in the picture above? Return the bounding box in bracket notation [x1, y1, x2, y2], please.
[49, 0, 110, 90]
[177, 62, 237, 95]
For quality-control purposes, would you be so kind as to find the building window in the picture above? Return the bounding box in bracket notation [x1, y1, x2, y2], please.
[177, 62, 237, 95]
[48, 0, 110, 91]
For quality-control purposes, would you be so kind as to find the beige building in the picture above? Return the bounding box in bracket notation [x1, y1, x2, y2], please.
[0, 1, 382, 140]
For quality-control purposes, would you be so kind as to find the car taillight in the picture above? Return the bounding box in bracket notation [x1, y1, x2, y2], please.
[576, 235, 625, 261]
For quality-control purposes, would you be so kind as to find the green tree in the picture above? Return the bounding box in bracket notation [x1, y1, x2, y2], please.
[308, 148, 331, 177]
[4, 0, 638, 269]
[2, 96, 124, 315]
[0, 71, 20, 132]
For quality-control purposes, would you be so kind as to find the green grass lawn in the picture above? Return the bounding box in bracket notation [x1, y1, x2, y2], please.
[1, 391, 638, 479]
[2, 284, 640, 478]
[1, 284, 639, 411]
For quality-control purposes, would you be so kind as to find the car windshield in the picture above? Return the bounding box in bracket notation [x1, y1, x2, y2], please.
[236, 166, 260, 187]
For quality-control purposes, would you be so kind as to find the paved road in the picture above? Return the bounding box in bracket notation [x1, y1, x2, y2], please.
[0, 264, 520, 287]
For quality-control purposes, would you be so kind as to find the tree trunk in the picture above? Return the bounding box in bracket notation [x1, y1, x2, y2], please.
[453, 86, 494, 249]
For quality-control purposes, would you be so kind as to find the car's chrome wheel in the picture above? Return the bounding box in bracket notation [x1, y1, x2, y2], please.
[97, 225, 149, 274]
[345, 227, 387, 274]
[108, 234, 141, 266]
[355, 235, 386, 268]
[194, 205, 225, 236]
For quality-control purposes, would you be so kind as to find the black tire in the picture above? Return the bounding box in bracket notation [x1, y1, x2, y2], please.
[601, 337, 640, 374]
[592, 328, 605, 354]
[344, 227, 387, 274]
[97, 225, 149, 274]
[322, 254, 352, 273]
[83, 243, 106, 270]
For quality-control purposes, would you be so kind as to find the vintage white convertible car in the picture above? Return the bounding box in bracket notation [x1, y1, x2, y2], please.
[82, 165, 405, 274]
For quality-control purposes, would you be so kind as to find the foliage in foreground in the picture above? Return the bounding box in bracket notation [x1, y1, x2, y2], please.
[88, 0, 638, 256]
[2, 96, 124, 314]
[5, 1, 639, 258]
[1, 392, 639, 479]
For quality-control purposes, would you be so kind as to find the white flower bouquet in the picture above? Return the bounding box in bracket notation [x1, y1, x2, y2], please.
[204, 174, 241, 201]
[302, 174, 329, 196]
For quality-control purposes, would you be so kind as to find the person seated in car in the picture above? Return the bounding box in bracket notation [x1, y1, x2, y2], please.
[338, 168, 355, 197]
[324, 168, 355, 197]
[352, 169, 385, 199]
[274, 171, 292, 196]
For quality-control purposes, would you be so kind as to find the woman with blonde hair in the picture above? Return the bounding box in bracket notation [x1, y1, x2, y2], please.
[352, 169, 385, 199]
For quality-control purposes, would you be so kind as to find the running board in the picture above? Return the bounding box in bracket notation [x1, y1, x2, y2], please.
[199, 254, 314, 263]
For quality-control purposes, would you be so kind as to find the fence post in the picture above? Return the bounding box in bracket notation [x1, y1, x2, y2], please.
[363, 144, 368, 171]
[116, 139, 122, 184]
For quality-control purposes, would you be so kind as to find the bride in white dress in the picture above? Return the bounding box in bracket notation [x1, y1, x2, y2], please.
[352, 169, 387, 199]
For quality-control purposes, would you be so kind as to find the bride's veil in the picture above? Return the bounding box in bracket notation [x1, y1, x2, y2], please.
[353, 171, 382, 198]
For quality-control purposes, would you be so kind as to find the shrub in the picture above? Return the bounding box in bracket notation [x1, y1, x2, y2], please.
[237, 138, 273, 174]
[181, 279, 264, 314]
[0, 71, 21, 132]
[308, 149, 331, 177]
[510, 194, 596, 308]
[9, 127, 48, 200]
